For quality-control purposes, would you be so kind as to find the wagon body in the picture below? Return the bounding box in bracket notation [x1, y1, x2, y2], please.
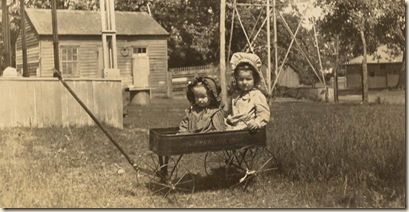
[149, 127, 266, 156]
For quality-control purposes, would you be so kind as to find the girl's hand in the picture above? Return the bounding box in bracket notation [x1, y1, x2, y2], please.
[226, 116, 238, 125]
[246, 120, 259, 132]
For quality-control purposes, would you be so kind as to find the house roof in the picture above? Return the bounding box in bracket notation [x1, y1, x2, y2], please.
[25, 8, 168, 36]
[346, 45, 403, 65]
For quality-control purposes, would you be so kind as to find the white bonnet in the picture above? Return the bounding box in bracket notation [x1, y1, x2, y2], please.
[230, 52, 262, 72]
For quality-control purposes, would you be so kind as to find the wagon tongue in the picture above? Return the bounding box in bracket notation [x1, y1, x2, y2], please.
[53, 69, 152, 176]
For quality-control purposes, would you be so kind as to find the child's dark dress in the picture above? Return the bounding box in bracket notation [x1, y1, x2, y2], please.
[178, 105, 226, 134]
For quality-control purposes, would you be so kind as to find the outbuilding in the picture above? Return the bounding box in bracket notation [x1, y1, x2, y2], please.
[344, 45, 403, 89]
[15, 8, 169, 97]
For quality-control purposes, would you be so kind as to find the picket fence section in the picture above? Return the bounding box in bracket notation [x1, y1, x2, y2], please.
[168, 64, 218, 98]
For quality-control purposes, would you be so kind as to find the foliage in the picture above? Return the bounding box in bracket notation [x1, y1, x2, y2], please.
[315, 0, 405, 87]
[372, 0, 405, 52]
[150, 0, 220, 67]
[316, 0, 377, 56]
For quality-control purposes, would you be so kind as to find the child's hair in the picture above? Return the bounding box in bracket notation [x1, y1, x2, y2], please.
[186, 76, 222, 108]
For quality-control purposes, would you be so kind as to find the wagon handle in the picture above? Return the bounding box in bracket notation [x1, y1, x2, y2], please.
[53, 69, 153, 176]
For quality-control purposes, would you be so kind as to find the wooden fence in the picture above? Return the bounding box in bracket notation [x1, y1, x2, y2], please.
[0, 78, 123, 128]
[167, 64, 218, 98]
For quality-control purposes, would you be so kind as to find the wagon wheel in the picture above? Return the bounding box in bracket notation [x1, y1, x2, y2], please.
[204, 150, 235, 176]
[226, 146, 278, 189]
[147, 155, 195, 196]
[134, 151, 162, 187]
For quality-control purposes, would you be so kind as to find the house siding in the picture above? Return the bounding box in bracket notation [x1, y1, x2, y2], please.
[15, 9, 168, 98]
[117, 36, 168, 98]
[20, 35, 168, 97]
[15, 17, 40, 76]
[345, 63, 401, 89]
[277, 67, 300, 88]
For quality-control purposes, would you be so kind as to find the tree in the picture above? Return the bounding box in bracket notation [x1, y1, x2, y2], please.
[374, 0, 405, 88]
[316, 0, 386, 104]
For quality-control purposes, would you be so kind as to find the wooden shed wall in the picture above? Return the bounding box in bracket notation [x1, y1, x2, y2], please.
[15, 17, 40, 77]
[385, 63, 400, 87]
[277, 67, 301, 88]
[117, 36, 168, 98]
[0, 78, 123, 128]
[35, 35, 167, 97]
[37, 37, 101, 78]
[346, 63, 401, 88]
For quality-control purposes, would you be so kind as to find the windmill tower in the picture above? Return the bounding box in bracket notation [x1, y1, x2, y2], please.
[100, 0, 119, 78]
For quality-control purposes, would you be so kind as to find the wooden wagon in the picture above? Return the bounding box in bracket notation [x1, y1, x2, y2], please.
[145, 127, 278, 196]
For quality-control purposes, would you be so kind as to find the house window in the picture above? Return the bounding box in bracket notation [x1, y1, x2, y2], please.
[379, 64, 386, 70]
[133, 47, 147, 55]
[61, 46, 79, 77]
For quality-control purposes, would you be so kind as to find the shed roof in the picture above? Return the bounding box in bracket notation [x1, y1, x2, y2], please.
[25, 8, 168, 36]
[346, 45, 403, 65]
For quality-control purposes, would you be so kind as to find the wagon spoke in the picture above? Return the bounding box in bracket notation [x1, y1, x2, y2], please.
[149, 182, 171, 195]
[255, 156, 277, 174]
[147, 155, 195, 196]
[204, 151, 233, 177]
[226, 147, 279, 189]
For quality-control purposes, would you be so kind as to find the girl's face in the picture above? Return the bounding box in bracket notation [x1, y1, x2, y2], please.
[236, 69, 255, 92]
[192, 84, 211, 107]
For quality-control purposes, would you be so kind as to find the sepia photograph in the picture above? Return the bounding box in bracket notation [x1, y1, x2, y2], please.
[0, 0, 405, 208]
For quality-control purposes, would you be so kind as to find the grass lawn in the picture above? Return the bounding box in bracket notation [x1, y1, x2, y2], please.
[0, 98, 405, 208]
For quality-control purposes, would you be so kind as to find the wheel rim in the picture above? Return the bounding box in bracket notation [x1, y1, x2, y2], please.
[204, 151, 234, 176]
[227, 146, 278, 189]
[147, 156, 195, 196]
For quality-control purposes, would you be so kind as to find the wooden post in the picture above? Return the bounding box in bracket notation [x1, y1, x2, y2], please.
[220, 0, 227, 107]
[360, 29, 368, 104]
[108, 0, 118, 69]
[51, 0, 60, 75]
[266, 0, 271, 96]
[100, 0, 109, 69]
[273, 0, 278, 83]
[100, 0, 119, 78]
[2, 0, 12, 67]
[20, 0, 28, 77]
[334, 34, 339, 103]
[166, 70, 173, 98]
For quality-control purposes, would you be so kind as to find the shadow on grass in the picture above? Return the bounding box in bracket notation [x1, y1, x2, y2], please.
[142, 166, 278, 197]
[142, 167, 244, 197]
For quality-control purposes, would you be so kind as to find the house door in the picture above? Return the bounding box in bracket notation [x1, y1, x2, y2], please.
[132, 48, 150, 87]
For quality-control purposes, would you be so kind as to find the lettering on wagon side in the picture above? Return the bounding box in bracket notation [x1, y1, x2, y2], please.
[179, 137, 240, 148]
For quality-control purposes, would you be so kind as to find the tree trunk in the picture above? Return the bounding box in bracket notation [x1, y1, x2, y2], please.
[334, 34, 340, 103]
[396, 49, 406, 89]
[359, 29, 369, 104]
